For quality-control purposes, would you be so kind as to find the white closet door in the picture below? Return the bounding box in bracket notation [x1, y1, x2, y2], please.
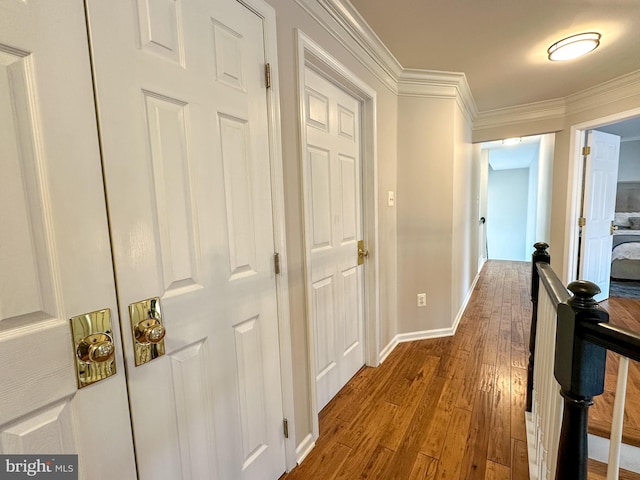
[86, 0, 287, 478]
[0, 1, 136, 478]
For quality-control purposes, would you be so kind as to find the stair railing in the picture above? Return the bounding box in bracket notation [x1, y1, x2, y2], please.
[526, 242, 640, 480]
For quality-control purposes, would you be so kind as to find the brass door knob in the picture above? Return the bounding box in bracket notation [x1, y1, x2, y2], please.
[129, 297, 166, 366]
[357, 240, 369, 265]
[134, 319, 166, 344]
[610, 221, 619, 235]
[76, 333, 115, 363]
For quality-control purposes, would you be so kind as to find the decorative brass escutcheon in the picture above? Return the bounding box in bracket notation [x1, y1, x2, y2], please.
[357, 239, 369, 266]
[70, 309, 116, 389]
[129, 297, 166, 366]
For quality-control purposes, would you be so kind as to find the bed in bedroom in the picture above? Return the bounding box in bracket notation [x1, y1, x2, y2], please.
[612, 182, 640, 281]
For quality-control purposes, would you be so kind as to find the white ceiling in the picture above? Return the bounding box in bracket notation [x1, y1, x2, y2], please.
[347, 0, 640, 112]
[488, 142, 540, 171]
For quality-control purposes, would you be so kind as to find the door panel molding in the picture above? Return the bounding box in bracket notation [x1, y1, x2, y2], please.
[0, 1, 136, 476]
[296, 29, 379, 441]
[87, 0, 296, 475]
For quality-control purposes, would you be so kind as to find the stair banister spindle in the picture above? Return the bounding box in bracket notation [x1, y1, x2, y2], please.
[528, 242, 550, 412]
[554, 280, 609, 480]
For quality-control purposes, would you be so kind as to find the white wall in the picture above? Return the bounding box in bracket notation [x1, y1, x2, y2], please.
[396, 96, 476, 334]
[526, 155, 539, 257]
[396, 97, 455, 332]
[536, 134, 555, 244]
[483, 138, 549, 260]
[617, 140, 640, 181]
[487, 166, 530, 260]
[452, 103, 477, 326]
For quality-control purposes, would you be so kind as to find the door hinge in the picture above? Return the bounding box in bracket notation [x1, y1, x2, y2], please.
[274, 252, 280, 275]
[578, 217, 586, 227]
[265, 63, 271, 89]
[283, 418, 289, 439]
[582, 146, 591, 156]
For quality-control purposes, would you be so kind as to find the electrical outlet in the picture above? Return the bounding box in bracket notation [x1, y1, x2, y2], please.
[417, 293, 427, 307]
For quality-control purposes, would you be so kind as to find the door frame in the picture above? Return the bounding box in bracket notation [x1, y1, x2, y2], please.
[563, 107, 640, 285]
[238, 0, 298, 471]
[296, 30, 380, 440]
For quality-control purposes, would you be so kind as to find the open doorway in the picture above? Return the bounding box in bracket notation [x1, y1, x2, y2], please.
[578, 117, 640, 300]
[563, 109, 640, 300]
[479, 134, 555, 263]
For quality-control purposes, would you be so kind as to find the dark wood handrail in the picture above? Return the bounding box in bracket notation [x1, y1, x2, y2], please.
[537, 262, 570, 308]
[581, 321, 640, 363]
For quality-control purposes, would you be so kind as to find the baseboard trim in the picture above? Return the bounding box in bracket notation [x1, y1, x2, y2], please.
[378, 328, 454, 364]
[378, 267, 483, 364]
[451, 267, 483, 335]
[378, 337, 398, 364]
[295, 433, 315, 465]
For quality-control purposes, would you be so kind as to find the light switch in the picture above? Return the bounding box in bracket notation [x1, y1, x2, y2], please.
[387, 191, 395, 207]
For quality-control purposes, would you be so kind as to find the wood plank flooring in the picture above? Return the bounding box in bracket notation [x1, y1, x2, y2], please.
[588, 459, 640, 480]
[279, 261, 640, 480]
[280, 260, 532, 480]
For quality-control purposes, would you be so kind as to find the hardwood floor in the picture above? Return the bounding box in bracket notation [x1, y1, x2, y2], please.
[279, 262, 640, 480]
[280, 260, 532, 480]
[592, 296, 640, 447]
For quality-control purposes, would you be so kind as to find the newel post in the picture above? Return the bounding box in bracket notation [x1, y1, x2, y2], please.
[526, 242, 550, 412]
[554, 281, 609, 480]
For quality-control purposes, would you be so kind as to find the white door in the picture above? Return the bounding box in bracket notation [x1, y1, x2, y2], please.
[0, 1, 136, 479]
[303, 67, 365, 411]
[579, 129, 621, 301]
[86, 0, 286, 479]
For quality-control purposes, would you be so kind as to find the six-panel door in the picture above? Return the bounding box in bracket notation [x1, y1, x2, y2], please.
[2, 1, 287, 479]
[0, 1, 136, 478]
[86, 0, 287, 478]
[303, 67, 366, 412]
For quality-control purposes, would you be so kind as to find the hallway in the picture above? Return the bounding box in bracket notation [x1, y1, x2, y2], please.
[281, 260, 532, 479]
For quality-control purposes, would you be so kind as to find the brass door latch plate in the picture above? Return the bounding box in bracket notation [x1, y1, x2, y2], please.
[70, 308, 116, 389]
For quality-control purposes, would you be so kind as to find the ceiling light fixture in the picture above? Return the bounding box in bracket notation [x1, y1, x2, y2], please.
[502, 137, 522, 146]
[547, 32, 601, 61]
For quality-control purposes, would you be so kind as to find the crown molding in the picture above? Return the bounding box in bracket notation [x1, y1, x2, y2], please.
[474, 98, 566, 130]
[293, 0, 398, 93]
[318, 0, 403, 80]
[474, 70, 640, 131]
[566, 69, 640, 116]
[398, 69, 478, 121]
[298, 0, 478, 119]
[297, 0, 640, 131]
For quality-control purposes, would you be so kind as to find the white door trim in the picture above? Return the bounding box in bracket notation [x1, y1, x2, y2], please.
[296, 29, 380, 440]
[563, 107, 640, 285]
[237, 0, 297, 470]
